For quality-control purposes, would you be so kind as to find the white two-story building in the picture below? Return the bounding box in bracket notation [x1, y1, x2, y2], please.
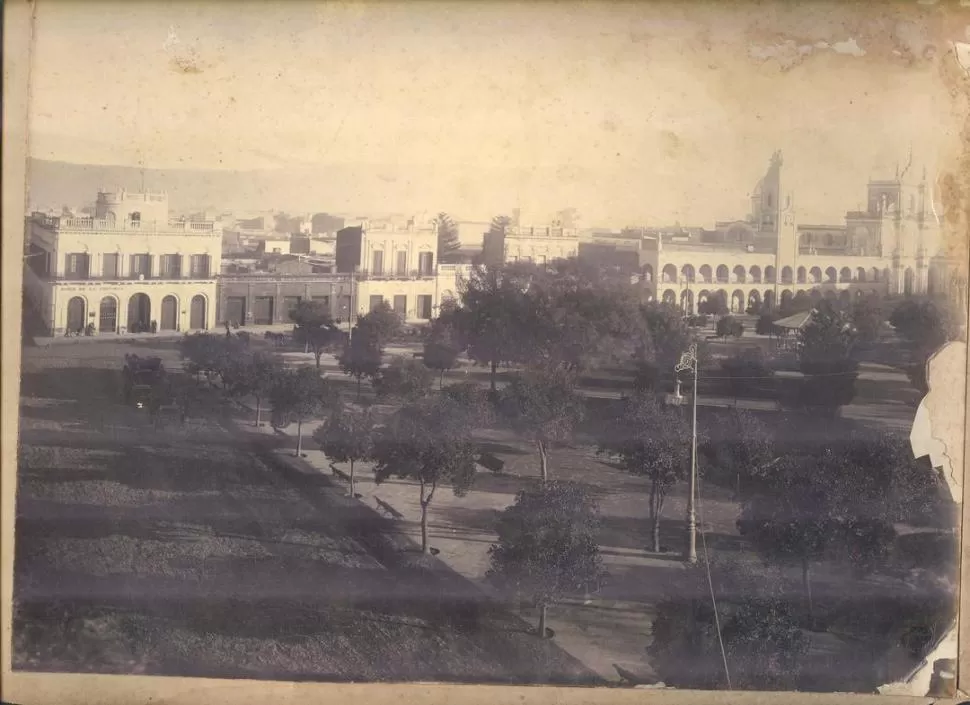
[24, 189, 221, 336]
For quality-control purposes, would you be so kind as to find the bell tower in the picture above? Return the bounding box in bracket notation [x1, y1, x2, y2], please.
[769, 151, 797, 301]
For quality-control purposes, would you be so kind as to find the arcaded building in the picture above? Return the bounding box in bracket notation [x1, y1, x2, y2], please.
[23, 190, 221, 336]
[634, 151, 958, 314]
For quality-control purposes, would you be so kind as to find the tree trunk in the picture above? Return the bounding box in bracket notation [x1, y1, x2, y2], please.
[419, 480, 437, 555]
[654, 490, 666, 554]
[537, 602, 548, 638]
[254, 397, 261, 427]
[296, 419, 303, 456]
[315, 350, 322, 369]
[357, 376, 362, 400]
[349, 458, 355, 496]
[490, 360, 497, 392]
[647, 479, 661, 553]
[537, 439, 549, 483]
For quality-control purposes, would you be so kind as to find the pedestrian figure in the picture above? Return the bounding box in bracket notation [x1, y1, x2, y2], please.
[151, 320, 158, 334]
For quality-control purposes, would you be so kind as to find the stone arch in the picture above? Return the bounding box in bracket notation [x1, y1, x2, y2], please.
[781, 266, 793, 284]
[662, 289, 677, 305]
[870, 267, 880, 282]
[856, 267, 867, 283]
[733, 265, 747, 283]
[731, 289, 745, 313]
[747, 289, 762, 311]
[160, 294, 179, 331]
[699, 264, 712, 284]
[839, 267, 853, 283]
[190, 294, 208, 330]
[662, 264, 678, 283]
[765, 265, 776, 283]
[796, 266, 806, 284]
[809, 266, 823, 284]
[98, 296, 118, 333]
[66, 296, 86, 333]
[642, 264, 654, 283]
[716, 265, 729, 283]
[825, 267, 838, 283]
[681, 264, 696, 283]
[780, 290, 793, 307]
[127, 293, 151, 333]
[750, 265, 762, 283]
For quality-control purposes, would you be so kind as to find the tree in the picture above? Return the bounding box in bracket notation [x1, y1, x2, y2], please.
[178, 332, 244, 384]
[423, 309, 463, 388]
[720, 347, 770, 403]
[850, 293, 885, 344]
[487, 481, 604, 639]
[270, 367, 338, 456]
[223, 350, 284, 427]
[357, 301, 403, 348]
[598, 392, 691, 553]
[890, 297, 963, 393]
[289, 299, 343, 369]
[338, 325, 384, 399]
[632, 302, 692, 392]
[455, 264, 535, 391]
[700, 408, 774, 498]
[373, 356, 434, 402]
[755, 314, 776, 336]
[313, 403, 377, 497]
[737, 434, 915, 615]
[716, 315, 743, 338]
[372, 394, 479, 554]
[797, 300, 858, 416]
[698, 294, 728, 318]
[441, 381, 494, 427]
[649, 559, 808, 691]
[496, 367, 585, 483]
[525, 258, 642, 372]
[433, 212, 461, 261]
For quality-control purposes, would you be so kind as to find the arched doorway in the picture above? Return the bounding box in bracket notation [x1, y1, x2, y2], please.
[127, 293, 151, 333]
[662, 264, 678, 283]
[810, 267, 823, 284]
[160, 295, 178, 331]
[750, 265, 762, 283]
[796, 267, 806, 284]
[98, 296, 118, 333]
[764, 290, 775, 310]
[904, 267, 915, 296]
[780, 290, 793, 308]
[716, 265, 729, 283]
[66, 296, 86, 334]
[731, 290, 745, 313]
[680, 289, 694, 315]
[699, 265, 712, 284]
[681, 264, 695, 283]
[747, 289, 762, 312]
[733, 265, 746, 283]
[662, 289, 677, 306]
[642, 264, 654, 283]
[765, 266, 776, 283]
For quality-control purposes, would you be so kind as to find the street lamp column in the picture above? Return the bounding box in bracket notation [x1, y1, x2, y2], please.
[675, 343, 699, 564]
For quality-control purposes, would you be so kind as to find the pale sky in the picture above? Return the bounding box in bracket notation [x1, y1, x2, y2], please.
[26, 1, 969, 227]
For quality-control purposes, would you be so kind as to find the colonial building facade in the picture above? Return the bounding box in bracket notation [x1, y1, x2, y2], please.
[336, 218, 444, 321]
[483, 223, 580, 266]
[24, 190, 221, 336]
[633, 151, 959, 314]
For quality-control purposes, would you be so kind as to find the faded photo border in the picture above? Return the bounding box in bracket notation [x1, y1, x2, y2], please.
[2, 1, 969, 704]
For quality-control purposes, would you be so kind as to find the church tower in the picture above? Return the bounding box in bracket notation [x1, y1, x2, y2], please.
[768, 151, 798, 302]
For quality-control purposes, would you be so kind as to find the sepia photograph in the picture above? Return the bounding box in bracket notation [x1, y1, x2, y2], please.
[5, 1, 970, 702]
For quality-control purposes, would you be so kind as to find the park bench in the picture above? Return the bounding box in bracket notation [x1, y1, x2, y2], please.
[375, 496, 404, 519]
